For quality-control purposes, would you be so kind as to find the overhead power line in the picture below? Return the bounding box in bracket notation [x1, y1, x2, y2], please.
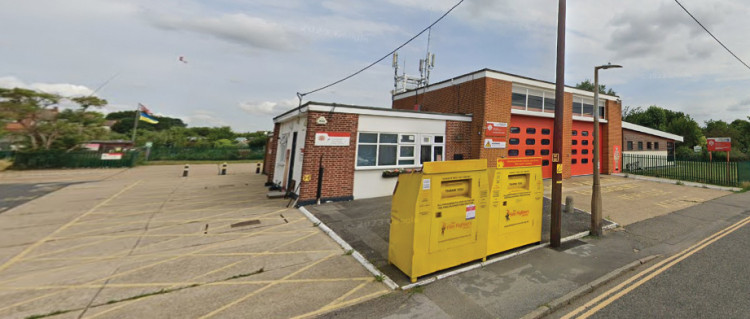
[673, 0, 750, 70]
[297, 0, 465, 102]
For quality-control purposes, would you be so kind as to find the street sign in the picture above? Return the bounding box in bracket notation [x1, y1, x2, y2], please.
[693, 145, 702, 153]
[706, 138, 731, 152]
[145, 142, 153, 148]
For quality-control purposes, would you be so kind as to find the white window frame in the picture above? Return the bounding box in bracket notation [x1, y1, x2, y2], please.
[573, 96, 606, 119]
[511, 84, 556, 113]
[355, 132, 445, 169]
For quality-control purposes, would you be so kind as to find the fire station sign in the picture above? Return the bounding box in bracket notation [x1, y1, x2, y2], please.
[314, 132, 351, 146]
[485, 121, 508, 137]
[706, 137, 731, 152]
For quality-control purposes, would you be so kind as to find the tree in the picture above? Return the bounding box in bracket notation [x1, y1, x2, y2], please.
[623, 105, 704, 148]
[0, 88, 62, 150]
[70, 96, 107, 112]
[575, 80, 617, 96]
[107, 111, 187, 134]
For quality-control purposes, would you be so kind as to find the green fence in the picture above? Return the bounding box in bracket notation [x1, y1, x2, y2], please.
[0, 151, 14, 159]
[622, 154, 749, 187]
[12, 150, 139, 170]
[145, 146, 265, 161]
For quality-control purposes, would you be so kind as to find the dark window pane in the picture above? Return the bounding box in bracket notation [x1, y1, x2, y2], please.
[544, 97, 555, 112]
[582, 140, 589, 145]
[509, 138, 520, 145]
[627, 141, 633, 150]
[379, 133, 397, 143]
[572, 159, 577, 164]
[583, 103, 594, 116]
[434, 136, 444, 143]
[528, 92, 543, 111]
[655, 142, 660, 150]
[420, 145, 431, 163]
[541, 139, 550, 145]
[572, 130, 578, 136]
[357, 145, 376, 166]
[572, 140, 578, 145]
[526, 138, 536, 145]
[525, 149, 535, 156]
[400, 146, 414, 157]
[512, 93, 526, 108]
[400, 135, 415, 143]
[541, 149, 550, 155]
[359, 133, 377, 143]
[434, 146, 443, 161]
[582, 131, 589, 136]
[647, 142, 652, 150]
[638, 142, 643, 150]
[542, 160, 550, 166]
[378, 145, 397, 165]
[599, 106, 606, 119]
[398, 159, 414, 165]
[542, 128, 551, 135]
[510, 127, 521, 134]
[582, 158, 589, 164]
[572, 149, 578, 155]
[508, 149, 519, 156]
[582, 149, 589, 154]
[526, 127, 536, 134]
[573, 102, 583, 115]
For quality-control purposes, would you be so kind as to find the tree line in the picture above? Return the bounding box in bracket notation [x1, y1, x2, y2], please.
[0, 87, 268, 151]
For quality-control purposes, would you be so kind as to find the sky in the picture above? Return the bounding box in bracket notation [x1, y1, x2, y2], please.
[1, 0, 749, 132]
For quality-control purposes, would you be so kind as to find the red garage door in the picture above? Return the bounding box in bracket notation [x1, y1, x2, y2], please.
[508, 116, 553, 178]
[570, 121, 601, 176]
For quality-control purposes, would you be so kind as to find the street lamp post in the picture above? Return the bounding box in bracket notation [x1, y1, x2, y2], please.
[591, 63, 621, 236]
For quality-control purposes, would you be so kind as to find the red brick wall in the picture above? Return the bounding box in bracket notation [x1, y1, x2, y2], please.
[602, 100, 623, 173]
[622, 129, 670, 151]
[561, 92, 574, 178]
[299, 112, 359, 203]
[479, 78, 512, 167]
[264, 123, 280, 183]
[445, 120, 472, 160]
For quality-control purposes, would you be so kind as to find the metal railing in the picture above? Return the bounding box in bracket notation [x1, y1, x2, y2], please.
[12, 151, 139, 170]
[145, 146, 265, 161]
[622, 153, 748, 187]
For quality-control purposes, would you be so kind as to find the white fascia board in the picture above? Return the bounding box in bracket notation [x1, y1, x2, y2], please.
[307, 104, 472, 122]
[511, 109, 608, 123]
[274, 106, 308, 123]
[622, 121, 684, 142]
[393, 70, 620, 101]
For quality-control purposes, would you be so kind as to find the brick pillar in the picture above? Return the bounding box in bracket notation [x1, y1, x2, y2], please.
[479, 78, 512, 167]
[265, 123, 280, 183]
[602, 100, 623, 174]
[562, 92, 574, 179]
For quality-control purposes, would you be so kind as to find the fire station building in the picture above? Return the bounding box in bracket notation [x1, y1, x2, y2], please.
[264, 68, 678, 206]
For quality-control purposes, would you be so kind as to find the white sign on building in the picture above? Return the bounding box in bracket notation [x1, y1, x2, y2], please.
[314, 132, 351, 146]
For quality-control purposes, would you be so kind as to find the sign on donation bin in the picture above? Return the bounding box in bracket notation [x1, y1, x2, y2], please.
[388, 159, 489, 283]
[486, 157, 543, 256]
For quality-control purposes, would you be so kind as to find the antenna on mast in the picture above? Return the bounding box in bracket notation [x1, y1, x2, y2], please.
[391, 27, 437, 95]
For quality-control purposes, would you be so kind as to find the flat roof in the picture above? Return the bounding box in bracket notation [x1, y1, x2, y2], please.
[392, 68, 621, 101]
[622, 121, 684, 142]
[274, 101, 473, 123]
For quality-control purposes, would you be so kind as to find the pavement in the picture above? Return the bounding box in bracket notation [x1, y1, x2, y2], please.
[307, 176, 744, 319]
[0, 164, 388, 319]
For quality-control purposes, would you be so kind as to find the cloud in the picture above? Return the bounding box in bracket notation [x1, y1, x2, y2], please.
[727, 98, 750, 112]
[238, 99, 298, 115]
[147, 13, 303, 51]
[182, 110, 228, 127]
[0, 76, 94, 97]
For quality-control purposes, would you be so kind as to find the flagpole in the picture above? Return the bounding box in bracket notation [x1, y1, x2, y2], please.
[131, 104, 140, 144]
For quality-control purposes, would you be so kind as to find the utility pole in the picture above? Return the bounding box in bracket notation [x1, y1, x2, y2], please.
[550, 0, 566, 248]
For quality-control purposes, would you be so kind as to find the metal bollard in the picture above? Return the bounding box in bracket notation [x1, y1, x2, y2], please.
[220, 162, 227, 175]
[182, 164, 189, 177]
[565, 196, 574, 214]
[255, 162, 261, 174]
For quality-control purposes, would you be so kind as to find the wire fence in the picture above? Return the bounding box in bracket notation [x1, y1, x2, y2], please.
[145, 146, 265, 161]
[12, 150, 139, 170]
[622, 153, 750, 187]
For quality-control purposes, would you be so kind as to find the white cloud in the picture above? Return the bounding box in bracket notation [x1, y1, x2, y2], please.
[0, 76, 94, 97]
[147, 13, 303, 51]
[182, 110, 228, 127]
[238, 99, 298, 115]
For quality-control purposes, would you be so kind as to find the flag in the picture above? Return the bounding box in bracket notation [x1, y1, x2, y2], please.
[139, 112, 158, 124]
[138, 103, 153, 115]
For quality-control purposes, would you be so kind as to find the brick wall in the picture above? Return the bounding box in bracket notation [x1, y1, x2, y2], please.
[602, 100, 623, 173]
[479, 78, 513, 167]
[264, 123, 280, 183]
[445, 120, 472, 160]
[561, 92, 574, 178]
[298, 112, 359, 204]
[623, 128, 670, 152]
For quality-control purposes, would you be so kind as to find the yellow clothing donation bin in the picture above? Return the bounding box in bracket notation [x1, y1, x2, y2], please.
[486, 157, 543, 256]
[388, 159, 489, 283]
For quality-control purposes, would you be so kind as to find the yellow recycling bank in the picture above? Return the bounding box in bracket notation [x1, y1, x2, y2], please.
[389, 158, 543, 283]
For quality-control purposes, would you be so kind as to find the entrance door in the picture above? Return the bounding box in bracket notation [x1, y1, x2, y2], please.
[286, 132, 298, 191]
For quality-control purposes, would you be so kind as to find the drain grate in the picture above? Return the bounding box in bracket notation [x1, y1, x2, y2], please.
[231, 220, 261, 228]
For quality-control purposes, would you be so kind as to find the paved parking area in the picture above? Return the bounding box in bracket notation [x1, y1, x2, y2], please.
[544, 175, 731, 225]
[0, 164, 388, 319]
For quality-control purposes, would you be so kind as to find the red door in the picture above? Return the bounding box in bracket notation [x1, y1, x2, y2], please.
[508, 116, 553, 178]
[570, 121, 601, 176]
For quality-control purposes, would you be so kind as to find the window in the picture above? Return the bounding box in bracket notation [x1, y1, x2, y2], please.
[582, 149, 589, 155]
[572, 140, 578, 145]
[627, 141, 633, 150]
[512, 87, 527, 110]
[582, 131, 589, 136]
[525, 149, 535, 156]
[508, 149, 519, 156]
[572, 159, 577, 164]
[655, 142, 660, 150]
[527, 89, 543, 111]
[542, 128, 551, 135]
[572, 130, 578, 136]
[638, 141, 643, 150]
[511, 85, 555, 113]
[572, 149, 578, 155]
[509, 138, 520, 145]
[510, 127, 521, 134]
[526, 138, 536, 145]
[541, 149, 550, 155]
[541, 139, 550, 145]
[526, 128, 536, 134]
[356, 132, 441, 167]
[542, 160, 550, 166]
[582, 159, 589, 164]
[572, 96, 605, 118]
[647, 142, 652, 150]
[582, 140, 589, 145]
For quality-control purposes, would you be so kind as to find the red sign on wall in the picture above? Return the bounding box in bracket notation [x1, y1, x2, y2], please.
[485, 122, 508, 137]
[707, 137, 731, 152]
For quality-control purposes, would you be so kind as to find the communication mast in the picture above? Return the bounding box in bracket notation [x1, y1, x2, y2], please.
[392, 28, 436, 95]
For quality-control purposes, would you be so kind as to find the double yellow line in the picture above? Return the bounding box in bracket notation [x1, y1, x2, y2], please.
[563, 214, 750, 319]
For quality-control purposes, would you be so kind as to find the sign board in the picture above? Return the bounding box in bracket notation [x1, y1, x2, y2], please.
[83, 143, 100, 151]
[693, 145, 702, 153]
[497, 157, 542, 168]
[706, 137, 731, 152]
[101, 153, 123, 160]
[485, 122, 508, 137]
[483, 138, 506, 149]
[145, 142, 153, 148]
[613, 145, 621, 173]
[314, 132, 351, 146]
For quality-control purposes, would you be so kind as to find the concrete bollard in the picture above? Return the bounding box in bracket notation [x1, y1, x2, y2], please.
[565, 196, 574, 214]
[182, 164, 189, 177]
[255, 162, 261, 174]
[220, 162, 227, 175]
